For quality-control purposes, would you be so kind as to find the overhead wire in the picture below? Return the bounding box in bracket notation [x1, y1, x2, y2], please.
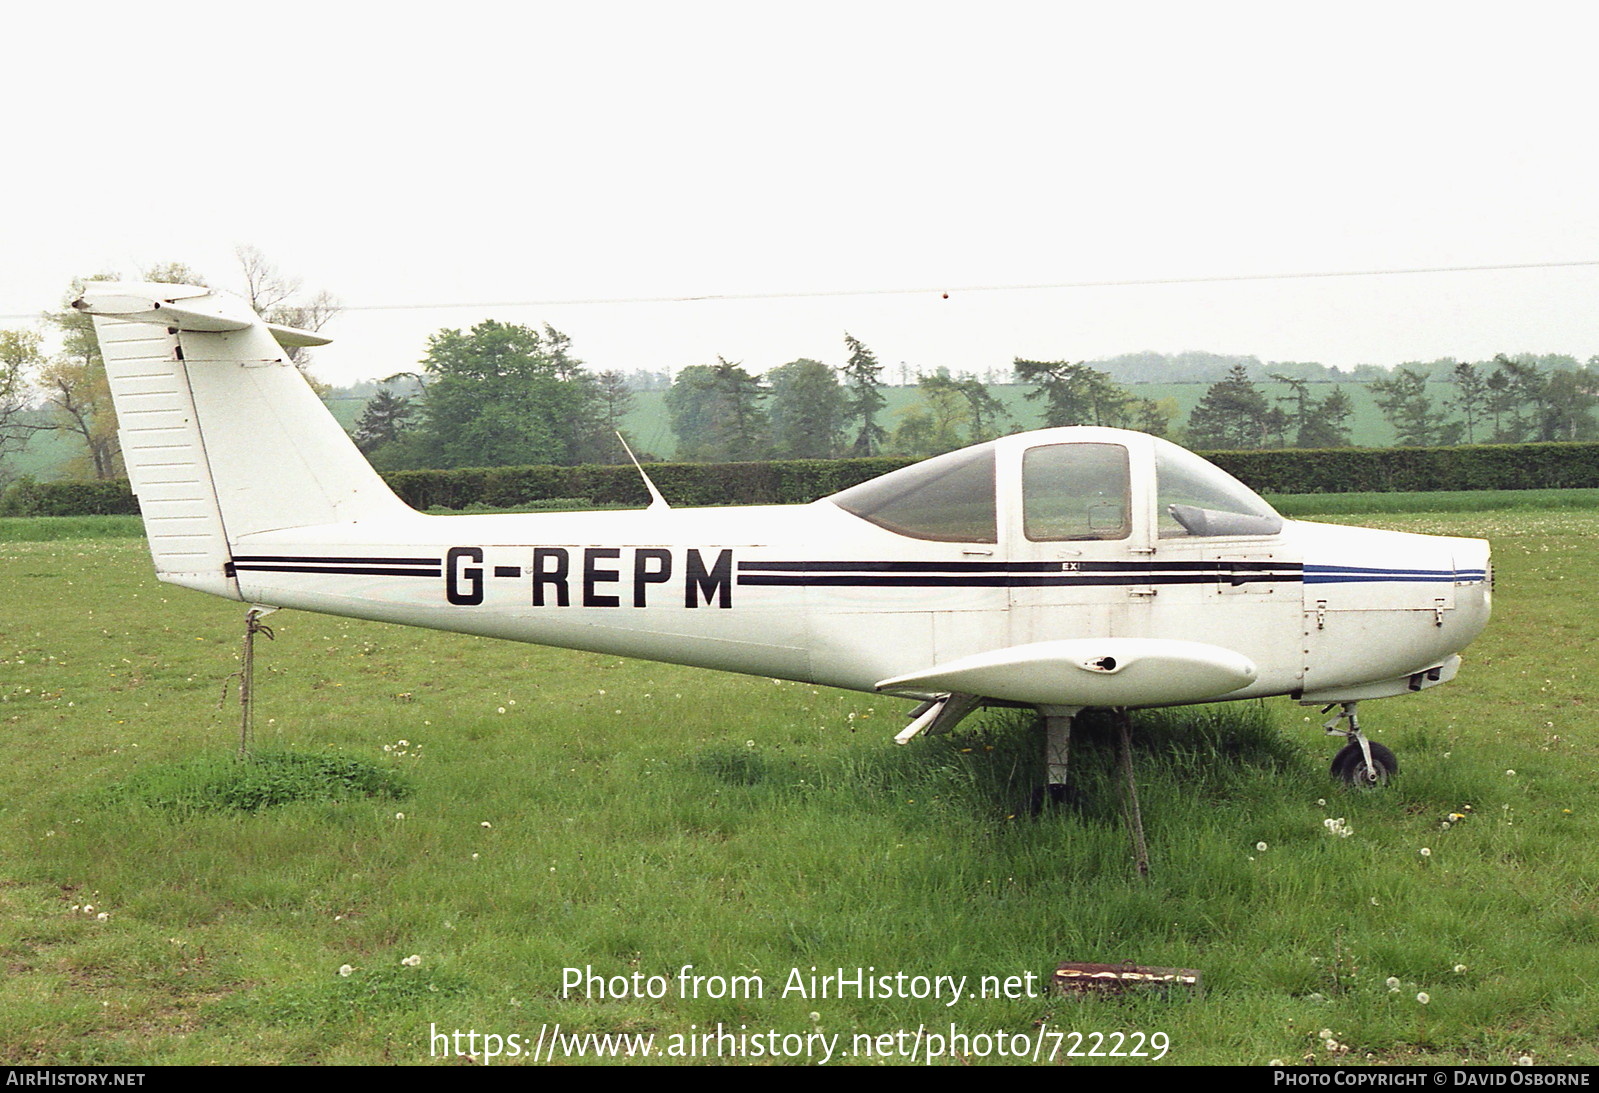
[4, 258, 1599, 323]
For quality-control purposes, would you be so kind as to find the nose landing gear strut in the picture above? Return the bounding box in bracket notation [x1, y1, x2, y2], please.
[1322, 701, 1397, 786]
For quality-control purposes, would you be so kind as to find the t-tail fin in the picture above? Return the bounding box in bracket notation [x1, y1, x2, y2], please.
[74, 282, 413, 599]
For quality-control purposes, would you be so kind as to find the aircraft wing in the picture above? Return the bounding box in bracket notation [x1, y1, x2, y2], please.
[874, 638, 1258, 709]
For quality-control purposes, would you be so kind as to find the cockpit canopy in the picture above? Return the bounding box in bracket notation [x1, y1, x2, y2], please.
[829, 429, 1282, 544]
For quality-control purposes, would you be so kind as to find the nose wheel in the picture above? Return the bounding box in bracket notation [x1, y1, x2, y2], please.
[1322, 702, 1397, 786]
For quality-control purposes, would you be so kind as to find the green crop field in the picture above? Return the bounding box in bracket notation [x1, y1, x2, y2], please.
[0, 502, 1595, 1066]
[5, 381, 1404, 482]
[616, 381, 1399, 461]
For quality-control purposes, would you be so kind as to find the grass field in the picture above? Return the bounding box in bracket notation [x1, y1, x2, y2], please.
[1, 502, 1595, 1066]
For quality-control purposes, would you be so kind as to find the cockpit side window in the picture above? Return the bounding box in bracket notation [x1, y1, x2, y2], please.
[1155, 443, 1283, 537]
[829, 446, 997, 543]
[1022, 443, 1130, 541]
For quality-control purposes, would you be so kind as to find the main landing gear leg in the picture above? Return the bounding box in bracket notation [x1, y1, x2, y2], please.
[1322, 701, 1398, 786]
[1034, 706, 1080, 809]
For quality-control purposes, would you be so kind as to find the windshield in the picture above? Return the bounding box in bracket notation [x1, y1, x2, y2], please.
[1155, 442, 1282, 537]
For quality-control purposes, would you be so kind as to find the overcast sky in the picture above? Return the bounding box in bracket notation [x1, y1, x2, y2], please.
[4, 2, 1597, 386]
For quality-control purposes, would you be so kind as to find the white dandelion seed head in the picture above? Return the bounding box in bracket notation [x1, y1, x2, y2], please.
[401, 954, 422, 967]
[480, 821, 492, 828]
[1454, 964, 1467, 974]
[1506, 769, 1516, 777]
[1256, 841, 1269, 852]
[395, 812, 405, 820]
[1386, 977, 1400, 989]
[1519, 1056, 1533, 1066]
[338, 964, 353, 977]
[1417, 992, 1430, 1004]
[1420, 847, 1432, 857]
[96, 912, 108, 921]
[1319, 1029, 1333, 1040]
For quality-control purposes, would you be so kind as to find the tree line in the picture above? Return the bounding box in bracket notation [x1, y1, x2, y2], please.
[7, 256, 1599, 487]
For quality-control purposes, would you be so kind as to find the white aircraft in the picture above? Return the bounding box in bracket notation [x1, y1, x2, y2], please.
[76, 282, 1491, 796]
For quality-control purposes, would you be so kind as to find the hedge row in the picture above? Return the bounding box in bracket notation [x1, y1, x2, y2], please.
[0, 477, 142, 517]
[383, 457, 912, 510]
[1206, 442, 1599, 494]
[6, 442, 1599, 517]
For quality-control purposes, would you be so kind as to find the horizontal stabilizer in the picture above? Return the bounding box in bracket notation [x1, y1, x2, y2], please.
[875, 638, 1257, 708]
[72, 282, 331, 349]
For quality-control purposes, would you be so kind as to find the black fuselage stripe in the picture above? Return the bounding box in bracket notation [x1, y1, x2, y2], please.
[232, 564, 443, 577]
[233, 554, 441, 566]
[737, 573, 1299, 588]
[738, 559, 1300, 574]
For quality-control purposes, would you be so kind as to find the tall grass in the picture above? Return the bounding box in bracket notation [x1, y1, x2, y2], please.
[0, 506, 1594, 1064]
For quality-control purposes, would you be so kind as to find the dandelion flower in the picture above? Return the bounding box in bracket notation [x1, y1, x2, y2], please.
[480, 821, 492, 828]
[1420, 847, 1432, 857]
[1386, 977, 1400, 989]
[83, 905, 94, 914]
[1519, 1056, 1533, 1066]
[1256, 841, 1268, 852]
[809, 1011, 820, 1023]
[1416, 992, 1430, 1004]
[1505, 769, 1516, 777]
[1319, 1029, 1333, 1040]
[96, 912, 108, 921]
[1454, 964, 1467, 974]
[396, 812, 406, 820]
[401, 954, 422, 967]
[338, 964, 353, 977]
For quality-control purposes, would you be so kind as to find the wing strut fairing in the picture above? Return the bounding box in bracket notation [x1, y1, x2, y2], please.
[876, 638, 1258, 709]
